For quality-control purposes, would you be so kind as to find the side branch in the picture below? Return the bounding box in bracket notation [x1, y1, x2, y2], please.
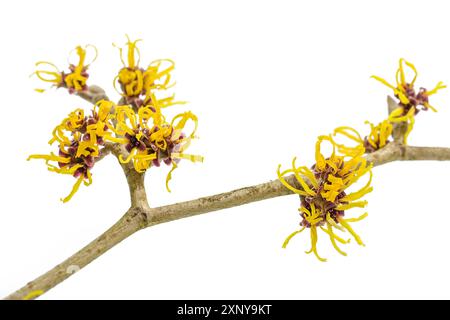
[97, 142, 150, 210]
[5, 143, 450, 299]
[109, 143, 150, 210]
[147, 143, 450, 226]
[5, 208, 146, 300]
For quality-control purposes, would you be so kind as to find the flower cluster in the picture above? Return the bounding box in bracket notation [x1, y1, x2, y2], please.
[107, 103, 203, 191]
[33, 45, 97, 94]
[278, 58, 446, 261]
[29, 37, 202, 202]
[113, 36, 175, 107]
[278, 136, 372, 261]
[372, 58, 446, 143]
[326, 59, 445, 157]
[332, 119, 393, 156]
[28, 100, 114, 202]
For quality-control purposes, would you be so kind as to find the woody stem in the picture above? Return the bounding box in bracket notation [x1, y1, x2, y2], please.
[5, 141, 450, 300]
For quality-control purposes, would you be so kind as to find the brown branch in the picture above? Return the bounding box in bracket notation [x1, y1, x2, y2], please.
[146, 143, 450, 226]
[6, 141, 450, 300]
[76, 85, 109, 105]
[108, 143, 150, 210]
[387, 95, 408, 143]
[5, 207, 145, 300]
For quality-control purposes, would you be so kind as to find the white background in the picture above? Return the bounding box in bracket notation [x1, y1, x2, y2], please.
[1, 0, 450, 299]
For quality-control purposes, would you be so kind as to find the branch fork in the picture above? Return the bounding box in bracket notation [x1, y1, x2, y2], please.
[5, 89, 450, 300]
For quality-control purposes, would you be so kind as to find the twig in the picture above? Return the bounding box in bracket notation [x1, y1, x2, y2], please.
[146, 143, 450, 225]
[5, 91, 450, 299]
[6, 142, 450, 300]
[387, 96, 408, 143]
[76, 85, 109, 105]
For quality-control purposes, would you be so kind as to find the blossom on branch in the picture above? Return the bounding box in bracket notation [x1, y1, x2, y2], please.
[372, 58, 446, 143]
[278, 135, 373, 261]
[106, 102, 203, 191]
[333, 119, 393, 156]
[29, 36, 203, 201]
[33, 45, 97, 94]
[28, 100, 114, 202]
[113, 36, 175, 107]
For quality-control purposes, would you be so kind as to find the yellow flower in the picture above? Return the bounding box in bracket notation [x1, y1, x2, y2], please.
[28, 132, 95, 203]
[278, 135, 372, 261]
[114, 36, 175, 105]
[33, 45, 97, 94]
[372, 58, 446, 143]
[28, 101, 114, 202]
[106, 101, 203, 191]
[30, 36, 203, 201]
[333, 119, 393, 155]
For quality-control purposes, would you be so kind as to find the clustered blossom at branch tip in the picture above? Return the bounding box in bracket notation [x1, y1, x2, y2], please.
[278, 58, 446, 261]
[28, 36, 203, 202]
[27, 100, 114, 202]
[113, 35, 178, 108]
[32, 45, 97, 94]
[332, 119, 393, 156]
[372, 58, 446, 144]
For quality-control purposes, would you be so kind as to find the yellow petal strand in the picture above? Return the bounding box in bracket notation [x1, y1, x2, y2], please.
[83, 170, 92, 187]
[333, 126, 363, 143]
[277, 166, 309, 196]
[398, 58, 407, 85]
[305, 226, 327, 262]
[34, 70, 62, 83]
[48, 164, 83, 175]
[84, 44, 98, 66]
[125, 35, 142, 69]
[423, 102, 438, 113]
[132, 152, 156, 160]
[171, 152, 204, 163]
[338, 218, 365, 246]
[134, 69, 144, 96]
[344, 212, 368, 223]
[326, 213, 345, 232]
[171, 111, 198, 139]
[341, 185, 373, 203]
[402, 59, 418, 85]
[27, 153, 70, 164]
[388, 107, 406, 120]
[165, 162, 178, 193]
[396, 90, 410, 105]
[336, 201, 368, 211]
[378, 120, 393, 147]
[74, 46, 86, 74]
[321, 224, 347, 256]
[426, 81, 447, 96]
[119, 148, 137, 164]
[315, 136, 332, 171]
[282, 227, 306, 248]
[61, 176, 84, 203]
[336, 144, 364, 157]
[291, 158, 316, 196]
[297, 166, 319, 188]
[371, 75, 397, 91]
[35, 61, 60, 72]
[326, 225, 350, 244]
[134, 159, 150, 173]
[341, 171, 373, 202]
[113, 75, 125, 96]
